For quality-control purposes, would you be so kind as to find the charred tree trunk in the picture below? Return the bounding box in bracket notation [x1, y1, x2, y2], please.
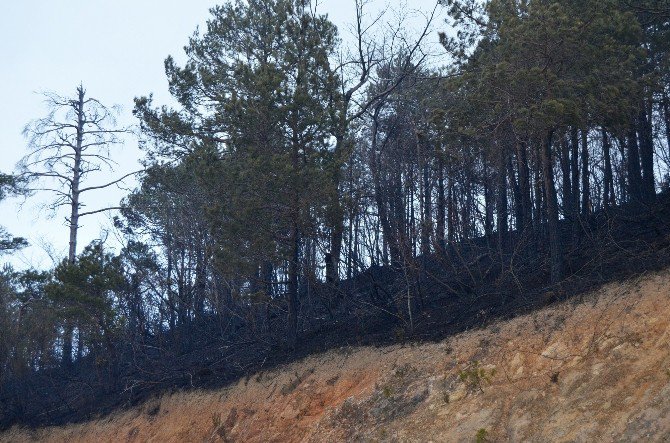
[287, 226, 300, 348]
[325, 131, 347, 287]
[533, 142, 545, 241]
[570, 128, 580, 243]
[370, 107, 402, 269]
[325, 215, 343, 286]
[540, 130, 563, 283]
[447, 166, 456, 244]
[559, 135, 572, 222]
[262, 262, 274, 299]
[580, 129, 590, 218]
[515, 141, 533, 234]
[436, 154, 446, 253]
[508, 155, 523, 232]
[662, 91, 670, 160]
[638, 106, 656, 202]
[496, 147, 508, 251]
[602, 128, 615, 209]
[484, 171, 494, 240]
[627, 124, 643, 203]
[193, 238, 206, 321]
[421, 156, 432, 256]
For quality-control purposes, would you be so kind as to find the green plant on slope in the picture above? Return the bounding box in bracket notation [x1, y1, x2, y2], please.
[475, 428, 489, 443]
[459, 360, 496, 393]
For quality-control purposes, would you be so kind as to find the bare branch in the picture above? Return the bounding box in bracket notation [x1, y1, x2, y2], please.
[78, 206, 124, 218]
[78, 170, 142, 194]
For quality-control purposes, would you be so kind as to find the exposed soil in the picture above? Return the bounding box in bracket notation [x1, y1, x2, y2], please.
[4, 266, 670, 442]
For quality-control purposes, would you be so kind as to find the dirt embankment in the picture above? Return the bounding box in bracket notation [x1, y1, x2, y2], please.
[4, 269, 670, 442]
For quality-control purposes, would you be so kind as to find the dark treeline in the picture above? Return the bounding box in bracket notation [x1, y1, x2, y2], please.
[2, 0, 670, 427]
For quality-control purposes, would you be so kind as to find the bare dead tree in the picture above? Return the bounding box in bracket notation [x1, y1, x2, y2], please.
[18, 84, 136, 264]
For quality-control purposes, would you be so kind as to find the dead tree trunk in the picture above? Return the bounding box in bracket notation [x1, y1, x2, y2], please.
[67, 87, 85, 265]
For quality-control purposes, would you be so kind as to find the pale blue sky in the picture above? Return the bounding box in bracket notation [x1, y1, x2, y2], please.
[0, 0, 443, 269]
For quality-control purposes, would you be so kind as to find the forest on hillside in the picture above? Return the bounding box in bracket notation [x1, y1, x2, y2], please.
[2, 0, 670, 428]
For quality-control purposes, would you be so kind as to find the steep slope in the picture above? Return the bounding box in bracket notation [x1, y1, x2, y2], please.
[4, 268, 670, 442]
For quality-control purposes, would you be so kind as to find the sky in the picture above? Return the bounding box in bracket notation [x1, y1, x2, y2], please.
[0, 0, 444, 270]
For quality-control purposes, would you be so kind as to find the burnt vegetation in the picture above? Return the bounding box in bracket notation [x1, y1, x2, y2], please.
[2, 0, 670, 430]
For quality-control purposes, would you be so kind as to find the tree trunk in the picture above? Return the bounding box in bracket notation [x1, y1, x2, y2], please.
[421, 158, 432, 256]
[508, 155, 522, 232]
[166, 234, 176, 332]
[559, 135, 572, 221]
[61, 322, 73, 367]
[514, 141, 532, 233]
[325, 128, 348, 287]
[262, 262, 274, 298]
[570, 128, 580, 243]
[484, 171, 494, 239]
[662, 91, 670, 163]
[540, 130, 563, 283]
[580, 129, 590, 217]
[602, 128, 615, 209]
[346, 210, 354, 280]
[287, 225, 299, 348]
[447, 166, 456, 244]
[533, 143, 544, 240]
[627, 124, 643, 203]
[370, 108, 402, 268]
[62, 86, 86, 367]
[325, 212, 343, 286]
[408, 168, 416, 257]
[393, 169, 406, 262]
[496, 147, 508, 251]
[638, 106, 656, 201]
[436, 154, 446, 253]
[193, 238, 206, 321]
[68, 86, 85, 264]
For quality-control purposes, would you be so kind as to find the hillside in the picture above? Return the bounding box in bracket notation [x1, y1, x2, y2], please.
[2, 0, 670, 441]
[4, 267, 670, 442]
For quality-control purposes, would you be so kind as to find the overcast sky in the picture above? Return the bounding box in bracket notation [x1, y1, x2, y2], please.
[0, 0, 444, 270]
